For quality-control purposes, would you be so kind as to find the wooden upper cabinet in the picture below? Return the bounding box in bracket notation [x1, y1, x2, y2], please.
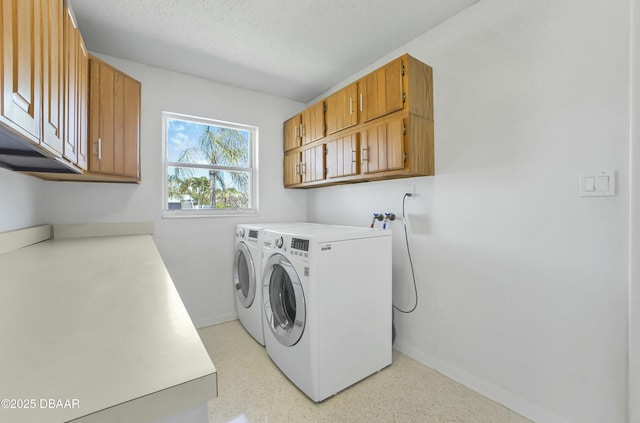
[76, 37, 88, 169]
[361, 115, 405, 174]
[301, 100, 325, 145]
[283, 150, 301, 186]
[283, 145, 324, 186]
[326, 133, 359, 178]
[63, 4, 88, 169]
[0, 0, 142, 181]
[325, 82, 357, 135]
[283, 114, 301, 152]
[301, 144, 325, 183]
[281, 54, 433, 188]
[89, 56, 141, 180]
[358, 56, 404, 123]
[284, 100, 325, 152]
[1, 0, 42, 142]
[63, 5, 77, 164]
[41, 0, 64, 156]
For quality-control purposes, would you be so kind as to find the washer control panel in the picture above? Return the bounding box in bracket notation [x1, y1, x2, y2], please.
[291, 237, 309, 251]
[263, 232, 311, 261]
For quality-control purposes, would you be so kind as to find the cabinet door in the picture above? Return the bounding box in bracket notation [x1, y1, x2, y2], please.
[41, 0, 63, 155]
[358, 57, 404, 123]
[301, 144, 325, 183]
[283, 114, 301, 151]
[361, 116, 405, 174]
[283, 150, 301, 186]
[63, 6, 77, 164]
[89, 58, 113, 173]
[89, 57, 140, 179]
[121, 73, 140, 178]
[301, 101, 324, 145]
[76, 36, 88, 169]
[1, 0, 42, 140]
[326, 82, 357, 135]
[326, 133, 359, 178]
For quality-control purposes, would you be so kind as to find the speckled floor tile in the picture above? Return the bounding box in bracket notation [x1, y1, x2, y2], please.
[198, 320, 532, 423]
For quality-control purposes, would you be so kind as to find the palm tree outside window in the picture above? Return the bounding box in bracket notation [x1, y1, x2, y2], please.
[163, 112, 258, 216]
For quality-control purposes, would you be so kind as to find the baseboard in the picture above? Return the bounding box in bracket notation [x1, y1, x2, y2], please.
[193, 312, 237, 329]
[393, 339, 570, 423]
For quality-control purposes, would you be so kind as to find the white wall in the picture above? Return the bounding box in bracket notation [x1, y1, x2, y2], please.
[307, 0, 630, 422]
[40, 56, 307, 327]
[0, 167, 45, 232]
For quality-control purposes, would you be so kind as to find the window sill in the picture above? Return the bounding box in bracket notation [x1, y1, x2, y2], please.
[161, 208, 258, 219]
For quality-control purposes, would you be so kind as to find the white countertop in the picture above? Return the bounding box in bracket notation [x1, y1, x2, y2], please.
[0, 228, 217, 423]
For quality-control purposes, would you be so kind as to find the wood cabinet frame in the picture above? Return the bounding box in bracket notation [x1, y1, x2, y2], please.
[283, 54, 434, 188]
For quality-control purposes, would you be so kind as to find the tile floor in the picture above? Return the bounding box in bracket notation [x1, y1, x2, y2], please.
[199, 320, 532, 423]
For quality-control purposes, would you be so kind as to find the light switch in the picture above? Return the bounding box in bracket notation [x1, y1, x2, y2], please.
[580, 170, 615, 197]
[595, 175, 609, 191]
[584, 176, 595, 192]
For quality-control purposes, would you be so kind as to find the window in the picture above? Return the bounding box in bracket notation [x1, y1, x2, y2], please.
[162, 112, 258, 216]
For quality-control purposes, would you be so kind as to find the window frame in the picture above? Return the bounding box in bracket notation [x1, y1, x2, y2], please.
[161, 111, 259, 218]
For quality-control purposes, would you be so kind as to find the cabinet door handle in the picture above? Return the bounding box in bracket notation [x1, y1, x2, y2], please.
[97, 138, 102, 160]
[361, 147, 368, 162]
[359, 93, 363, 112]
[349, 97, 353, 115]
[351, 150, 357, 163]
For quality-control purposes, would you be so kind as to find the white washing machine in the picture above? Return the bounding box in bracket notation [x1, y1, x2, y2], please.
[233, 222, 319, 345]
[261, 224, 392, 402]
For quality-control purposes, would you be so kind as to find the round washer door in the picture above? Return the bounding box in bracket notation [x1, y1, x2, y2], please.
[263, 253, 306, 347]
[233, 242, 256, 308]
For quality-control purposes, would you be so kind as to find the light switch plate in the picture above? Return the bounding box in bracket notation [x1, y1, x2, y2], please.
[579, 170, 616, 197]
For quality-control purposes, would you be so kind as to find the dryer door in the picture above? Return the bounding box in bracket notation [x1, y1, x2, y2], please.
[263, 253, 306, 347]
[233, 242, 256, 308]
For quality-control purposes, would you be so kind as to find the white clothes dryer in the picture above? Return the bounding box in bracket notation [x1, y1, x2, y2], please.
[233, 222, 319, 345]
[261, 224, 392, 402]
[234, 223, 272, 345]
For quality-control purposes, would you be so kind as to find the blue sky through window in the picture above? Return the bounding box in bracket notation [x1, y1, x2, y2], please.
[167, 119, 249, 166]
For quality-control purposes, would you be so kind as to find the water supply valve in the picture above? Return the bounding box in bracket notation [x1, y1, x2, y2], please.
[383, 213, 396, 229]
[371, 213, 384, 228]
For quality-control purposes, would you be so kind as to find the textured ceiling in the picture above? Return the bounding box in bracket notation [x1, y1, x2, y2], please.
[70, 0, 477, 102]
